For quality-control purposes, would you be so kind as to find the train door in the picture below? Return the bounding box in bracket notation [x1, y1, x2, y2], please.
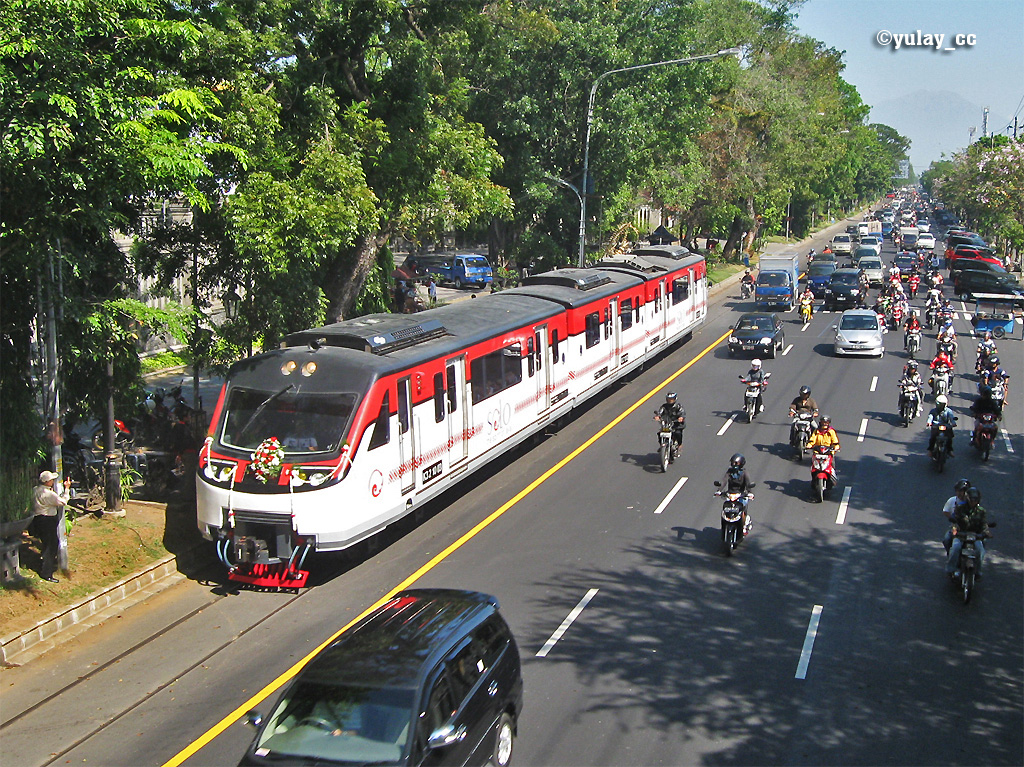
[609, 298, 620, 371]
[694, 267, 707, 320]
[532, 326, 551, 414]
[397, 377, 416, 494]
[445, 357, 469, 467]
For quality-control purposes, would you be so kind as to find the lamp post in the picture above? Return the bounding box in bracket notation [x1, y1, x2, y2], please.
[543, 174, 585, 267]
[580, 47, 741, 267]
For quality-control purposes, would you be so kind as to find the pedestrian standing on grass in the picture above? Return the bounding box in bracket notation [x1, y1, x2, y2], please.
[428, 277, 437, 307]
[32, 470, 70, 583]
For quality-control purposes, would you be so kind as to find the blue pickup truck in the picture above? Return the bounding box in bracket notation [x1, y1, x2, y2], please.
[423, 253, 494, 290]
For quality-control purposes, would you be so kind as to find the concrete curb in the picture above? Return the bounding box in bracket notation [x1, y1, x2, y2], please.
[1, 553, 182, 665]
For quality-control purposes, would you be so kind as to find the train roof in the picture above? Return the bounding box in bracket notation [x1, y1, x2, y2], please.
[594, 251, 704, 279]
[502, 267, 644, 309]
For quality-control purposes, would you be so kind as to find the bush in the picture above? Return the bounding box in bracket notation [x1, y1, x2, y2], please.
[1, 463, 36, 524]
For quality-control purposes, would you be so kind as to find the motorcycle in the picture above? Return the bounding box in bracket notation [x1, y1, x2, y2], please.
[789, 412, 815, 460]
[972, 412, 999, 461]
[931, 423, 953, 472]
[714, 481, 754, 556]
[905, 328, 921, 358]
[889, 304, 904, 331]
[908, 274, 920, 299]
[740, 280, 754, 299]
[930, 365, 951, 399]
[654, 414, 682, 472]
[975, 347, 995, 375]
[809, 445, 837, 503]
[899, 383, 922, 427]
[799, 298, 813, 324]
[924, 304, 937, 330]
[951, 530, 982, 604]
[738, 372, 771, 423]
[989, 378, 1006, 412]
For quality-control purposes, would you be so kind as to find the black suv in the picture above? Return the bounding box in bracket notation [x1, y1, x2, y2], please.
[241, 590, 524, 767]
[822, 268, 866, 310]
[954, 270, 1022, 299]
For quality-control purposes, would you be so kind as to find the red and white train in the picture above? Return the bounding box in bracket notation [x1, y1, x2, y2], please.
[196, 246, 708, 587]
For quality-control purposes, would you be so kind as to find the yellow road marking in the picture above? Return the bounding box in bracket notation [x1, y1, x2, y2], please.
[161, 327, 731, 767]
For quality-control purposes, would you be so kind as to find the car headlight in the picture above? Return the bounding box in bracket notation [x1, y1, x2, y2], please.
[760, 337, 772, 344]
[851, 288, 860, 295]
[730, 336, 739, 344]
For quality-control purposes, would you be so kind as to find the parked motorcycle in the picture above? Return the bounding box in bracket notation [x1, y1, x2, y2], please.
[714, 481, 754, 557]
[972, 412, 999, 461]
[809, 445, 837, 503]
[899, 382, 922, 427]
[739, 372, 771, 423]
[789, 412, 815, 460]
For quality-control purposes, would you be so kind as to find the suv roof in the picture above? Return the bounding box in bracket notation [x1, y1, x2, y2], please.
[308, 590, 500, 688]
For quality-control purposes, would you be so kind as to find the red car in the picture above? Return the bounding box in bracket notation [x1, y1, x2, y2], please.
[949, 245, 1002, 274]
[944, 231, 988, 261]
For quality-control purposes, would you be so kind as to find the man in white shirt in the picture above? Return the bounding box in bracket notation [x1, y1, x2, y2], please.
[32, 470, 70, 582]
[941, 479, 971, 555]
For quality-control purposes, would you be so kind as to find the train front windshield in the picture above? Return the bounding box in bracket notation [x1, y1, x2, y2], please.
[219, 387, 357, 457]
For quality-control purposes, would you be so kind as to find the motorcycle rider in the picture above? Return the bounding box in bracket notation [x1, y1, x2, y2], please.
[788, 385, 819, 444]
[975, 331, 997, 372]
[799, 285, 815, 318]
[979, 356, 1009, 413]
[941, 478, 972, 554]
[805, 415, 841, 479]
[903, 309, 921, 349]
[654, 391, 686, 452]
[945, 487, 990, 578]
[898, 361, 924, 418]
[928, 349, 954, 394]
[927, 394, 957, 458]
[908, 270, 921, 298]
[740, 269, 755, 297]
[715, 453, 754, 536]
[740, 358, 768, 414]
[969, 385, 1002, 446]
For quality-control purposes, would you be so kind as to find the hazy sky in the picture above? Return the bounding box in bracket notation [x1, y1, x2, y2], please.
[792, 0, 1024, 170]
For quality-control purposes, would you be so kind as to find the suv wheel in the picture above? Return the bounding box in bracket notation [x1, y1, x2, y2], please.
[492, 713, 515, 767]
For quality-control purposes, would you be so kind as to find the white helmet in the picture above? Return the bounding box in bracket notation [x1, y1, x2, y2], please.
[936, 394, 948, 406]
[751, 359, 762, 369]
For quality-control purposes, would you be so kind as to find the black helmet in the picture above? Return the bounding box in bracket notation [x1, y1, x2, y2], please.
[979, 385, 992, 397]
[989, 356, 999, 366]
[799, 385, 811, 397]
[966, 487, 982, 505]
[954, 478, 971, 492]
[818, 415, 832, 429]
[730, 453, 746, 468]
[666, 391, 677, 402]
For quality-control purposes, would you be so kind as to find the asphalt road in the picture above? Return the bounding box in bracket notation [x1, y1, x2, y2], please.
[3, 220, 1021, 767]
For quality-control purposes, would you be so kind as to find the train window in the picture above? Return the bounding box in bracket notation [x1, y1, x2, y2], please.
[585, 312, 601, 348]
[470, 346, 523, 404]
[526, 337, 535, 378]
[368, 392, 390, 450]
[433, 372, 445, 422]
[221, 388, 355, 455]
[551, 329, 559, 364]
[635, 299, 641, 325]
[398, 380, 410, 434]
[620, 298, 633, 330]
[672, 277, 690, 305]
[654, 286, 661, 311]
[446, 364, 458, 414]
[533, 332, 542, 373]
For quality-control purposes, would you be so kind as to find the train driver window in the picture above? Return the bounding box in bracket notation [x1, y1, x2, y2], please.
[368, 392, 390, 450]
[527, 337, 535, 377]
[672, 277, 690, 305]
[585, 312, 601, 348]
[551, 329, 559, 364]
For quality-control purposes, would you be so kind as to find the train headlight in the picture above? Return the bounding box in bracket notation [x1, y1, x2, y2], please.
[302, 361, 317, 377]
[204, 459, 236, 484]
[291, 467, 333, 487]
[281, 360, 297, 375]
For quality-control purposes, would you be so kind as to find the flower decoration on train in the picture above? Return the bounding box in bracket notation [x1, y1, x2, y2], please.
[250, 437, 285, 483]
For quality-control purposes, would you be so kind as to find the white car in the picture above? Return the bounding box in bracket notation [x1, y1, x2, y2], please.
[916, 220, 931, 233]
[917, 232, 937, 250]
[833, 309, 884, 357]
[859, 235, 882, 256]
[831, 234, 853, 254]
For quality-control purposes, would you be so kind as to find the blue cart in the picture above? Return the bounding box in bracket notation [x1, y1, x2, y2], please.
[969, 292, 1024, 339]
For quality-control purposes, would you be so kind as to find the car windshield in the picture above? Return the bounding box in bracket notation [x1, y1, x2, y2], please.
[895, 258, 915, 268]
[757, 273, 788, 287]
[808, 265, 834, 275]
[840, 315, 879, 331]
[736, 317, 773, 331]
[220, 388, 357, 456]
[464, 256, 488, 266]
[831, 274, 859, 286]
[859, 260, 882, 270]
[834, 236, 850, 243]
[255, 682, 416, 764]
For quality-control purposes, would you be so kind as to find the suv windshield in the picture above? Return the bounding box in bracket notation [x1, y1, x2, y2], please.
[831, 273, 859, 286]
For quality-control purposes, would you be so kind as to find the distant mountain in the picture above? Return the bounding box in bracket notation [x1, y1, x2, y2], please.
[869, 90, 1012, 172]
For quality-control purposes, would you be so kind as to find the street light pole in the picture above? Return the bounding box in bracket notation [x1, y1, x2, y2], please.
[543, 174, 585, 267]
[579, 47, 741, 267]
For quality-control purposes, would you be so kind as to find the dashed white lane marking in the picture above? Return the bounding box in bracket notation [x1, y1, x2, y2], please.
[536, 588, 599, 658]
[835, 486, 852, 525]
[1002, 429, 1015, 453]
[717, 414, 737, 436]
[857, 418, 868, 442]
[801, 322, 810, 332]
[782, 343, 794, 356]
[795, 605, 824, 680]
[870, 376, 878, 392]
[654, 476, 689, 514]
